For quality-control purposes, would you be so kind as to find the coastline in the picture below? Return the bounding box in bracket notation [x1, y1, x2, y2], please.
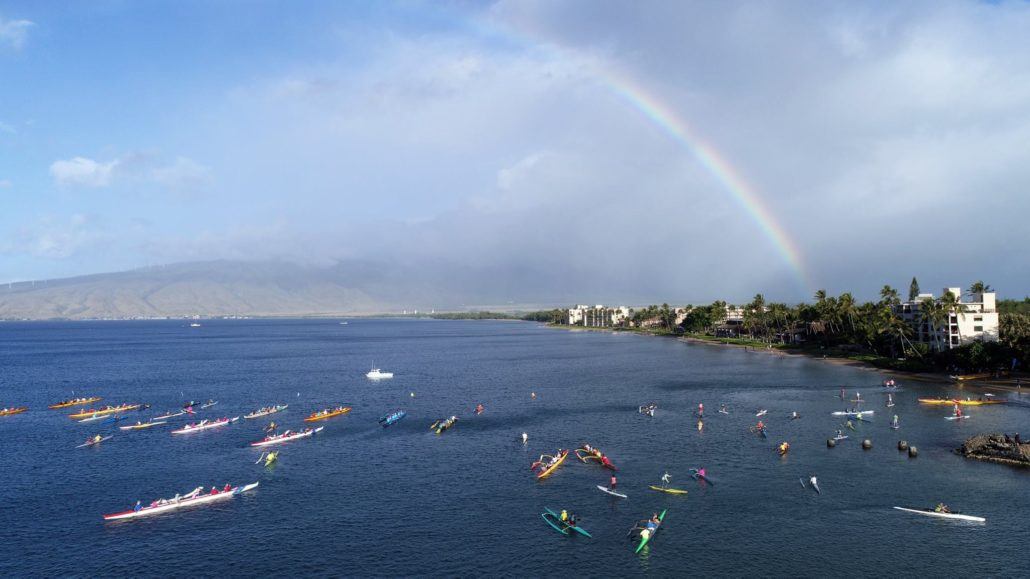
[547, 323, 1025, 391]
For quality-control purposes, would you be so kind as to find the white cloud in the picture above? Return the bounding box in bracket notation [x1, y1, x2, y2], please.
[0, 214, 108, 259]
[0, 15, 33, 50]
[49, 157, 120, 188]
[48, 153, 209, 193]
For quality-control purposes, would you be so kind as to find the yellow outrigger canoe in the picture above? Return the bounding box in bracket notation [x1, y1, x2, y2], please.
[534, 450, 568, 480]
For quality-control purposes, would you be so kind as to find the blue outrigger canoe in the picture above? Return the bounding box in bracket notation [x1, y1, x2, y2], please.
[379, 410, 406, 427]
[541, 507, 591, 537]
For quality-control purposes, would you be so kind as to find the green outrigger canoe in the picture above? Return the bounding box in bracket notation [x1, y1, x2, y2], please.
[541, 507, 592, 537]
[634, 509, 667, 553]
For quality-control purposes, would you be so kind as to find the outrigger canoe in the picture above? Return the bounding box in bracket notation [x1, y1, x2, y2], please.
[634, 509, 667, 553]
[648, 486, 688, 495]
[171, 417, 238, 434]
[304, 406, 351, 422]
[119, 421, 167, 431]
[893, 506, 985, 523]
[533, 450, 568, 480]
[250, 427, 323, 447]
[153, 410, 188, 420]
[0, 407, 28, 417]
[379, 411, 406, 427]
[831, 410, 874, 416]
[244, 404, 288, 419]
[918, 398, 1004, 406]
[102, 482, 259, 521]
[575, 446, 617, 470]
[76, 435, 113, 448]
[69, 404, 140, 419]
[541, 507, 592, 537]
[430, 416, 459, 434]
[49, 397, 101, 409]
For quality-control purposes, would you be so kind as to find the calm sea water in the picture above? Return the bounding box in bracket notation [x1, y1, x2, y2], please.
[1, 319, 1027, 577]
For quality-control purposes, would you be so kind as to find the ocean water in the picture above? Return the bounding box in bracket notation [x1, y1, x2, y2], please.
[0, 319, 1027, 577]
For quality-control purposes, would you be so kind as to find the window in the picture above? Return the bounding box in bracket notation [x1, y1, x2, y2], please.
[973, 316, 982, 322]
[974, 326, 983, 332]
[951, 336, 959, 345]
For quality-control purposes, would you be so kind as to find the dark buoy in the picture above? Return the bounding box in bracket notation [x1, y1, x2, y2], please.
[862, 439, 872, 450]
[898, 440, 908, 451]
[908, 446, 918, 458]
[827, 438, 836, 448]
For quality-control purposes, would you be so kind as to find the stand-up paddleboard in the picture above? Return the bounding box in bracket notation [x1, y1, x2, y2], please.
[597, 485, 628, 498]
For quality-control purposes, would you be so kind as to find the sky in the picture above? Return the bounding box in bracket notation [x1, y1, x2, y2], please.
[1, 0, 1029, 304]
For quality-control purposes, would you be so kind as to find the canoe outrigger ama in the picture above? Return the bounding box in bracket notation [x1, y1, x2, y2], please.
[244, 404, 288, 419]
[629, 509, 667, 553]
[531, 449, 568, 480]
[304, 406, 352, 422]
[430, 416, 458, 434]
[575, 444, 616, 470]
[541, 507, 592, 537]
[49, 397, 102, 409]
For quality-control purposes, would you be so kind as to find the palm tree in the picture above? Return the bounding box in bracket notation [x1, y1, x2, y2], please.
[838, 292, 858, 336]
[968, 280, 992, 298]
[879, 285, 900, 307]
[919, 297, 947, 352]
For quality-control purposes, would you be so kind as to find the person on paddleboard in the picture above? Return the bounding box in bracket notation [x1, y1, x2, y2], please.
[609, 474, 618, 490]
[521, 432, 528, 444]
[698, 402, 704, 417]
[661, 471, 671, 486]
[791, 411, 799, 420]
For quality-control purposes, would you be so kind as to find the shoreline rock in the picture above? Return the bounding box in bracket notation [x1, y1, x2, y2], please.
[957, 433, 1030, 467]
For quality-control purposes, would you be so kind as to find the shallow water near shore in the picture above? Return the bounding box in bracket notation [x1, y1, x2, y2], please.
[1, 319, 1028, 576]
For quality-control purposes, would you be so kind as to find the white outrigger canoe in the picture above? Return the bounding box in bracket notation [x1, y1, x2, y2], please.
[250, 426, 323, 447]
[171, 417, 238, 434]
[119, 421, 167, 431]
[893, 506, 985, 523]
[831, 410, 874, 417]
[102, 482, 259, 521]
[244, 404, 288, 419]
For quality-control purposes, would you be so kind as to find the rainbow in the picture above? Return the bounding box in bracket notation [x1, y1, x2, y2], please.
[466, 10, 812, 291]
[602, 71, 810, 291]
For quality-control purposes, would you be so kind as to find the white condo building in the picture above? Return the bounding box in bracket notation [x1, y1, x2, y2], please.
[896, 286, 999, 351]
[567, 305, 630, 327]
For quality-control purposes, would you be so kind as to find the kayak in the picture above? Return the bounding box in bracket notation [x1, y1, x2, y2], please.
[945, 415, 970, 421]
[153, 410, 187, 420]
[76, 435, 113, 448]
[533, 450, 568, 480]
[919, 398, 1003, 406]
[69, 404, 140, 419]
[50, 397, 101, 409]
[244, 404, 288, 419]
[755, 410, 767, 417]
[378, 410, 406, 427]
[119, 421, 167, 431]
[597, 485, 628, 498]
[635, 509, 667, 553]
[0, 407, 29, 416]
[250, 426, 323, 447]
[893, 506, 985, 523]
[648, 486, 688, 495]
[304, 406, 352, 422]
[103, 482, 259, 521]
[689, 469, 714, 485]
[541, 507, 592, 537]
[575, 446, 617, 470]
[171, 417, 238, 434]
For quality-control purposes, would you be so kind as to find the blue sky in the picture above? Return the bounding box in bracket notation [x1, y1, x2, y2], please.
[2, 1, 1029, 302]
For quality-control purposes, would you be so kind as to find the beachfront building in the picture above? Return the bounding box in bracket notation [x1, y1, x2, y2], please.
[714, 305, 747, 337]
[567, 305, 630, 328]
[896, 286, 1000, 351]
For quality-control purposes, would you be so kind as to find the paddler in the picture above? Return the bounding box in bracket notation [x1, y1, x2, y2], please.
[698, 402, 704, 417]
[93, 434, 102, 443]
[790, 411, 800, 420]
[845, 419, 854, 430]
[609, 473, 618, 491]
[698, 467, 707, 478]
[756, 420, 765, 431]
[934, 503, 951, 513]
[521, 432, 528, 444]
[778, 442, 789, 455]
[661, 471, 671, 487]
[560, 509, 568, 522]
